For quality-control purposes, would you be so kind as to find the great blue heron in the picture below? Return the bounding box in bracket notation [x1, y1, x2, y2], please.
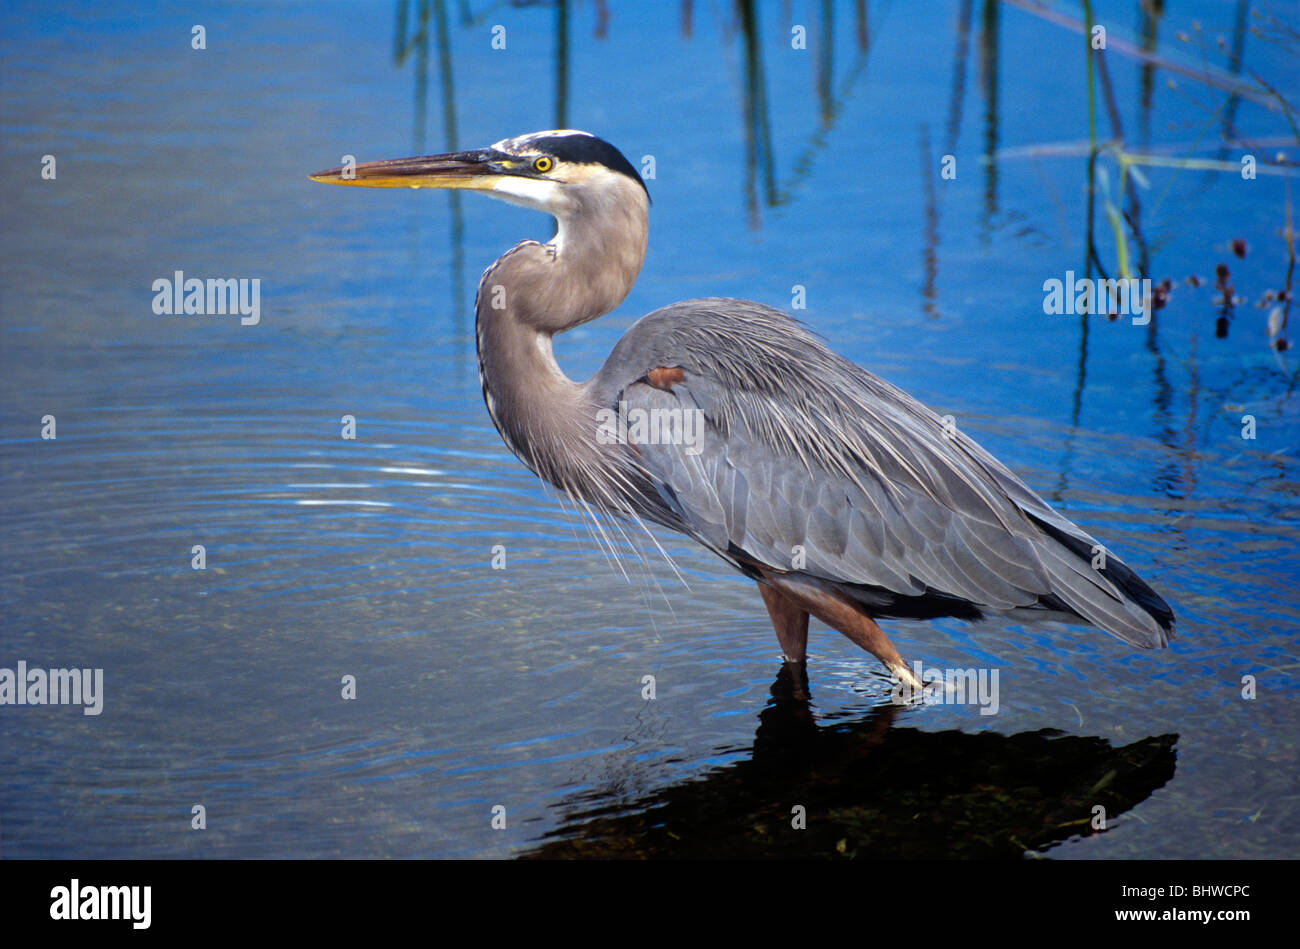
[312, 129, 1174, 691]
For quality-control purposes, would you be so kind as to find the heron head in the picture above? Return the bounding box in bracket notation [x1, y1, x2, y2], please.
[310, 129, 649, 220]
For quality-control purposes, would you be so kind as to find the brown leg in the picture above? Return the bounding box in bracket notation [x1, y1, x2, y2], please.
[760, 570, 923, 690]
[757, 582, 809, 663]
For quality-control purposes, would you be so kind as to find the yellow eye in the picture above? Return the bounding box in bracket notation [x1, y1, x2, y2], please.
[533, 156, 553, 173]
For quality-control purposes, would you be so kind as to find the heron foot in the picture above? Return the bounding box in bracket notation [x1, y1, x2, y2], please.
[886, 659, 925, 692]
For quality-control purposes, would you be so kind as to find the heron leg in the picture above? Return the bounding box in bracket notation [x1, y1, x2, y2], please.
[827, 608, 924, 691]
[760, 571, 923, 690]
[757, 582, 809, 663]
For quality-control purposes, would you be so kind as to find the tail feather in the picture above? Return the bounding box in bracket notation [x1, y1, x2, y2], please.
[1027, 513, 1175, 648]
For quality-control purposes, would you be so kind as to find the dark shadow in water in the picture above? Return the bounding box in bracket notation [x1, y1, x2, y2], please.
[521, 665, 1179, 858]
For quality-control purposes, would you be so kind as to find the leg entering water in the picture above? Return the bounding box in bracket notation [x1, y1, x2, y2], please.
[757, 581, 809, 663]
[759, 571, 923, 690]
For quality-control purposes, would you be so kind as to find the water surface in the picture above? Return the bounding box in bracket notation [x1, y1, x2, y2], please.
[1, 0, 1297, 859]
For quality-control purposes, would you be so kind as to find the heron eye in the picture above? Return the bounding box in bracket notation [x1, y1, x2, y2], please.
[533, 156, 553, 173]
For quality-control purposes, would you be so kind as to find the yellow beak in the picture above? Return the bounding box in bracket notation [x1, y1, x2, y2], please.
[309, 149, 509, 190]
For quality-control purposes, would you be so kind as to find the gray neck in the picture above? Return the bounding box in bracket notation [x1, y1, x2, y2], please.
[474, 190, 648, 497]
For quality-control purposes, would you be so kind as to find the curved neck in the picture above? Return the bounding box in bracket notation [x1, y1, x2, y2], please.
[474, 190, 647, 492]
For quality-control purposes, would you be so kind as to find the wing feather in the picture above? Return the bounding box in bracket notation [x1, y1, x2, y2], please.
[591, 298, 1174, 646]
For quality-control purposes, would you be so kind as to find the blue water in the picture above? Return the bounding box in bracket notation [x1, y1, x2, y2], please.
[1, 0, 1296, 858]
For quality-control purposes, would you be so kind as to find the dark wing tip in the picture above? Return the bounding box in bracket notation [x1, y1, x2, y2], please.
[1027, 513, 1176, 648]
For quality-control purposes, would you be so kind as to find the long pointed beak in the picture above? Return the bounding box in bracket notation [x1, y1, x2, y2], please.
[309, 149, 508, 190]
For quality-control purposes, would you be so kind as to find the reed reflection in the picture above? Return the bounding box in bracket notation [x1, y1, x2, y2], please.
[395, 0, 468, 347]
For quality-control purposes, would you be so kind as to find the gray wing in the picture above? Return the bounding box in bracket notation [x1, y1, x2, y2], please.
[591, 298, 1174, 648]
